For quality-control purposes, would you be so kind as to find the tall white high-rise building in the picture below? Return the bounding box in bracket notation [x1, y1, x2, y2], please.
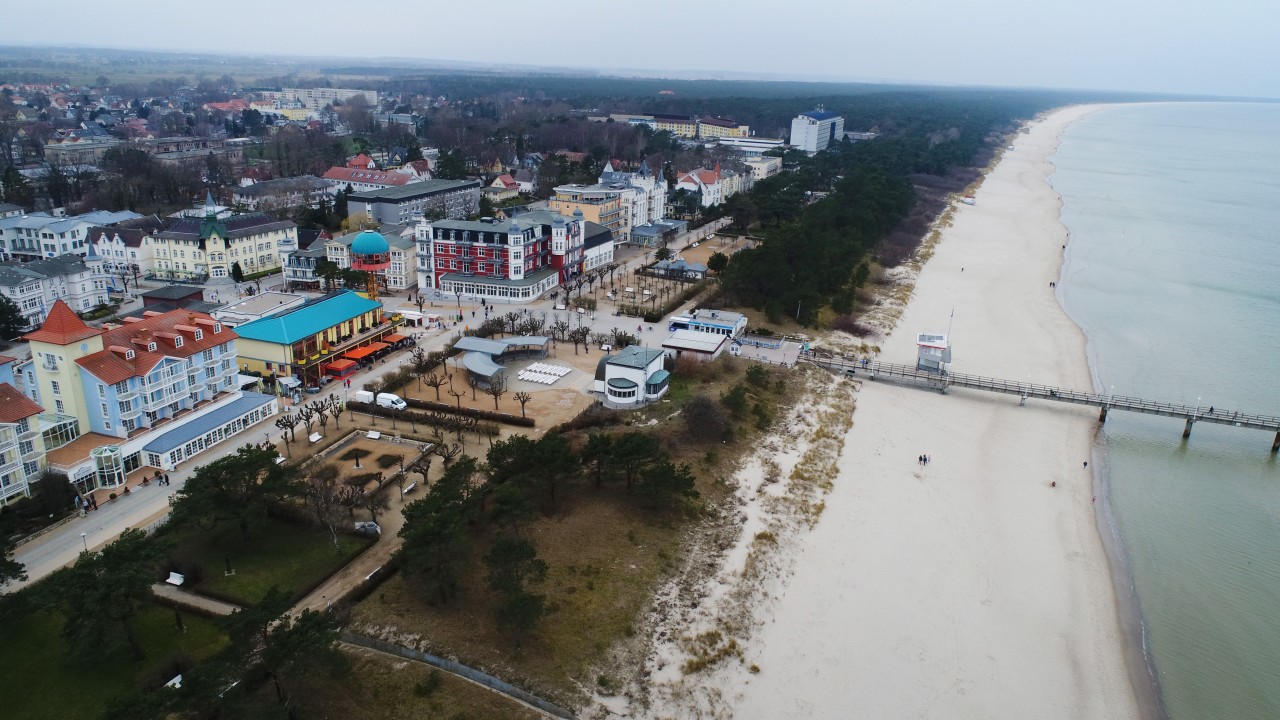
[790, 109, 846, 155]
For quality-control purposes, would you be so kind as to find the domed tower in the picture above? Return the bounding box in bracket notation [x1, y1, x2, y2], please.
[350, 230, 391, 299]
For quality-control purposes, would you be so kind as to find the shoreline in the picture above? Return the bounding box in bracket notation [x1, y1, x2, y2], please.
[604, 104, 1151, 720]
[734, 104, 1142, 718]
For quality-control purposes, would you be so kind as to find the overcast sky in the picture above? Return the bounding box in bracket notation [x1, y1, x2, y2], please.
[8, 0, 1279, 98]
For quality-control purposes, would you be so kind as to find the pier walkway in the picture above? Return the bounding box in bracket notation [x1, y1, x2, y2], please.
[805, 353, 1280, 451]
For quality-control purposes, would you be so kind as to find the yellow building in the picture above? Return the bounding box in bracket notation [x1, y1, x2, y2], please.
[149, 197, 298, 281]
[549, 185, 624, 234]
[697, 117, 750, 138]
[232, 290, 405, 386]
[652, 114, 699, 137]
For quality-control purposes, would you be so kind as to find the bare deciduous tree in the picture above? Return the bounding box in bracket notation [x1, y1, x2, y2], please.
[513, 391, 532, 418]
[485, 374, 508, 411]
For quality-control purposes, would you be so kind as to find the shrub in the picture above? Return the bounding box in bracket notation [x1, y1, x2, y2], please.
[832, 314, 877, 338]
[375, 453, 401, 469]
[684, 395, 730, 442]
[339, 448, 371, 462]
[553, 403, 620, 433]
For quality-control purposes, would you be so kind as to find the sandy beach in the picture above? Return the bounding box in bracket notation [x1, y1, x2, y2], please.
[609, 104, 1144, 719]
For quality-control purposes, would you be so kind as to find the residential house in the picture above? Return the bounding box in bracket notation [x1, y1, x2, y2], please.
[675, 166, 723, 208]
[513, 169, 537, 195]
[484, 174, 520, 202]
[0, 253, 109, 329]
[0, 209, 142, 262]
[232, 176, 331, 211]
[394, 159, 433, 182]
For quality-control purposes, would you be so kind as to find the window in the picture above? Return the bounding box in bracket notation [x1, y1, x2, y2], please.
[174, 336, 183, 348]
[51, 380, 61, 395]
[55, 399, 65, 413]
[194, 329, 203, 340]
[147, 342, 156, 352]
[98, 384, 106, 398]
[104, 421, 113, 430]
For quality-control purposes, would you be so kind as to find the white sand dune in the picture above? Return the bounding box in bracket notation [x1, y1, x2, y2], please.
[607, 105, 1144, 720]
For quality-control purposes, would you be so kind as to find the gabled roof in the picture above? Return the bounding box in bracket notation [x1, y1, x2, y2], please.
[234, 290, 381, 345]
[322, 167, 412, 186]
[22, 299, 104, 344]
[158, 213, 295, 243]
[76, 308, 238, 383]
[0, 383, 43, 423]
[89, 225, 150, 248]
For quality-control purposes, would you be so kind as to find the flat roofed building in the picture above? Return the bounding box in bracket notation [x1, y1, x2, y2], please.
[790, 109, 846, 155]
[662, 329, 728, 363]
[232, 176, 331, 211]
[347, 179, 482, 225]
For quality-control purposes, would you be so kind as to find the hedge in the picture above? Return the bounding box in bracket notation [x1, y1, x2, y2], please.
[403, 396, 535, 427]
[347, 400, 524, 431]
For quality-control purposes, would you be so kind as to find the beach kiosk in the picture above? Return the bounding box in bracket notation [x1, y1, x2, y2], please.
[916, 333, 951, 373]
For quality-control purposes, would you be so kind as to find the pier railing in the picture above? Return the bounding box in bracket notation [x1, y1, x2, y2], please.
[805, 353, 1280, 450]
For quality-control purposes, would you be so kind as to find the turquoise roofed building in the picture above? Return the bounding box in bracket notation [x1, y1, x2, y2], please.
[232, 290, 405, 385]
[321, 226, 418, 291]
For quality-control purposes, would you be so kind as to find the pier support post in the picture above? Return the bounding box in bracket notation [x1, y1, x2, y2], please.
[1098, 406, 1108, 423]
[1183, 418, 1194, 439]
[1272, 431, 1280, 453]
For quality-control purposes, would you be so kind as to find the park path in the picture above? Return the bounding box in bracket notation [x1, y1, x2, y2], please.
[152, 582, 242, 616]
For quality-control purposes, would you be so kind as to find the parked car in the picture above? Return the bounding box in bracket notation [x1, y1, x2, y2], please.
[376, 393, 407, 410]
[353, 390, 375, 404]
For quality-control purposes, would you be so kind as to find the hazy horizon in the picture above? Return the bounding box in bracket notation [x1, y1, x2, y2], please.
[5, 0, 1279, 99]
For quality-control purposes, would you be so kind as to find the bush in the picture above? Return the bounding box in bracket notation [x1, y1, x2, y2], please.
[683, 396, 730, 442]
[339, 448, 371, 462]
[375, 454, 402, 469]
[832, 314, 878, 338]
[553, 403, 621, 433]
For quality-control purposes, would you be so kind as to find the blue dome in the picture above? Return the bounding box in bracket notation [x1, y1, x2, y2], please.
[351, 230, 389, 255]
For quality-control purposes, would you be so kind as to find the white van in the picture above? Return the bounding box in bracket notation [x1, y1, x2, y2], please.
[376, 393, 407, 410]
[352, 390, 375, 404]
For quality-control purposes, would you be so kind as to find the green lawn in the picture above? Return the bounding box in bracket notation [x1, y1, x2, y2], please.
[0, 605, 227, 720]
[166, 518, 374, 606]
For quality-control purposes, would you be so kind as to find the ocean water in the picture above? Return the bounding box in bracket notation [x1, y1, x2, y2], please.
[1053, 103, 1280, 720]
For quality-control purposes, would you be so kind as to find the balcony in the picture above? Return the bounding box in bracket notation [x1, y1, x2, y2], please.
[120, 404, 144, 420]
[202, 355, 220, 367]
[118, 388, 141, 402]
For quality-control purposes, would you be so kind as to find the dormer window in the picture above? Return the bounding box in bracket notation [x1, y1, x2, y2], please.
[147, 342, 157, 352]
[213, 323, 222, 334]
[125, 349, 135, 360]
[194, 329, 203, 340]
[174, 336, 184, 348]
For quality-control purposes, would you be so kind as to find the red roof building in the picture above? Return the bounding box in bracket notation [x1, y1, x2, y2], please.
[321, 167, 414, 193]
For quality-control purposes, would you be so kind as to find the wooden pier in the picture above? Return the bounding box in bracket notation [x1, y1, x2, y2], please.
[806, 354, 1280, 451]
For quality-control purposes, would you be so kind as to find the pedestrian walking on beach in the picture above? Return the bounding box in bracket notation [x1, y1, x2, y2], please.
[1083, 461, 1088, 468]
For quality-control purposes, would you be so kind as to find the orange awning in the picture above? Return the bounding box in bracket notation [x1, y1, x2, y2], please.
[365, 341, 390, 353]
[383, 333, 408, 343]
[325, 359, 356, 372]
[344, 346, 376, 360]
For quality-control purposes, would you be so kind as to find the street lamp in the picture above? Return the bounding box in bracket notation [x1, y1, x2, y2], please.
[1196, 396, 1202, 420]
[80, 532, 88, 553]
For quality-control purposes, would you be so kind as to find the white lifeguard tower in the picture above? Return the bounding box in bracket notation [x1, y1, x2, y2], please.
[916, 333, 951, 373]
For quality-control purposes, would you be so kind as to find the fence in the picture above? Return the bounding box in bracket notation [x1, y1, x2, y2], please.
[339, 631, 576, 719]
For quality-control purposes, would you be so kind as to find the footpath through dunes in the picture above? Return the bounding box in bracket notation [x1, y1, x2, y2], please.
[724, 104, 1141, 719]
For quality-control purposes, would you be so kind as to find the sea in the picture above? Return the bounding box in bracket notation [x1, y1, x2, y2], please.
[1053, 102, 1280, 720]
